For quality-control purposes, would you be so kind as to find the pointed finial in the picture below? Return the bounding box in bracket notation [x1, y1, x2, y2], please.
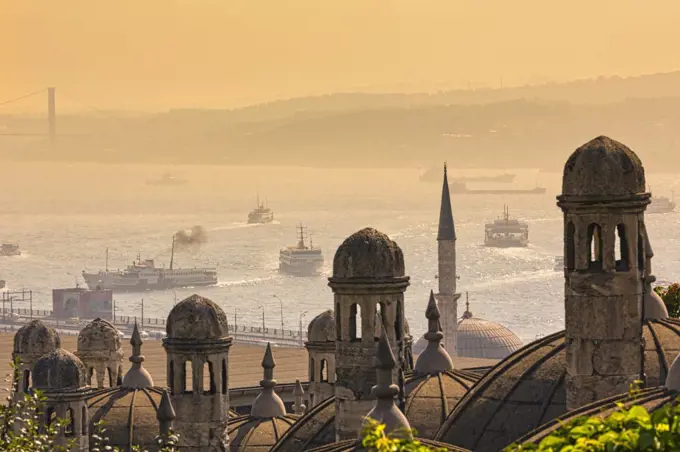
[364, 325, 412, 438]
[444, 161, 447, 174]
[415, 292, 454, 374]
[462, 292, 472, 319]
[250, 343, 286, 418]
[438, 161, 456, 241]
[293, 379, 306, 415]
[157, 390, 176, 439]
[122, 322, 154, 388]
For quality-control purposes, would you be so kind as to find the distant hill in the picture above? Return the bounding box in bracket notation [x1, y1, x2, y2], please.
[3, 72, 680, 171]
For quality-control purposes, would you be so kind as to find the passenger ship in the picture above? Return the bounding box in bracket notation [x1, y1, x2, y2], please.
[279, 224, 324, 276]
[0, 244, 21, 256]
[484, 206, 529, 248]
[247, 195, 274, 224]
[82, 237, 217, 292]
[647, 193, 676, 214]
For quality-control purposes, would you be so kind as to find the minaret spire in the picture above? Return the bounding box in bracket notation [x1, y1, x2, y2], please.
[437, 162, 456, 241]
[122, 322, 154, 388]
[250, 342, 286, 418]
[415, 291, 454, 374]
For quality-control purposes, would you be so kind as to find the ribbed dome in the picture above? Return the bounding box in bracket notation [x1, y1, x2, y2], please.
[166, 294, 229, 340]
[88, 387, 169, 450]
[228, 414, 299, 451]
[271, 369, 480, 451]
[307, 310, 335, 343]
[413, 315, 523, 360]
[562, 136, 646, 197]
[517, 386, 678, 446]
[13, 320, 61, 359]
[305, 438, 469, 452]
[332, 228, 405, 279]
[435, 318, 680, 452]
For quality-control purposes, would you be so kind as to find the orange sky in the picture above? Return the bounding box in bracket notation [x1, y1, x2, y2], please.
[2, 0, 679, 110]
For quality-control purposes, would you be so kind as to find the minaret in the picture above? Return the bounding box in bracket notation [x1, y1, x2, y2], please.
[364, 326, 412, 439]
[437, 163, 460, 354]
[414, 290, 454, 375]
[250, 342, 287, 418]
[558, 136, 649, 410]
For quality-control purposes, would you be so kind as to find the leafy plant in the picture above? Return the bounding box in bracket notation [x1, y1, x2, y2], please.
[654, 283, 680, 318]
[361, 418, 445, 452]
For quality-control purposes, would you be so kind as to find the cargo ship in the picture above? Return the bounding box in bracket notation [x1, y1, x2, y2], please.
[484, 206, 529, 248]
[451, 181, 546, 195]
[248, 194, 274, 224]
[279, 224, 324, 276]
[81, 237, 217, 292]
[420, 167, 515, 184]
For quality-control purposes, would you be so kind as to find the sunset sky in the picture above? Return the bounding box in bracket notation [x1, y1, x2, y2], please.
[2, 0, 679, 110]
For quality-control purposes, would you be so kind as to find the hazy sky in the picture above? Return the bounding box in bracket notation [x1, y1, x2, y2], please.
[2, 0, 679, 110]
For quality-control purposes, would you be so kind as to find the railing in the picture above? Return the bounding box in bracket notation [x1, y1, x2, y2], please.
[0, 309, 308, 347]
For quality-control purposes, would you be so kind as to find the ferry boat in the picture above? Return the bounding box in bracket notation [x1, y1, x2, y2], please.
[484, 206, 529, 248]
[279, 224, 324, 276]
[81, 237, 217, 292]
[0, 244, 21, 257]
[554, 256, 563, 271]
[647, 192, 676, 214]
[247, 195, 274, 224]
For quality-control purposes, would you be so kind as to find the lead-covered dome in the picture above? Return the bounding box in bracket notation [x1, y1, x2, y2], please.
[228, 414, 300, 451]
[13, 320, 61, 360]
[33, 349, 88, 391]
[332, 228, 405, 279]
[307, 310, 335, 343]
[166, 294, 229, 340]
[435, 318, 680, 452]
[77, 317, 122, 353]
[562, 136, 646, 197]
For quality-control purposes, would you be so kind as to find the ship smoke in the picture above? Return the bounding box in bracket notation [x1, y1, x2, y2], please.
[174, 225, 207, 250]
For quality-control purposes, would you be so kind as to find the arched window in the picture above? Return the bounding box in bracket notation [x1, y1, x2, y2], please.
[587, 223, 603, 270]
[395, 301, 403, 340]
[566, 221, 576, 270]
[335, 302, 341, 340]
[23, 369, 30, 392]
[81, 406, 87, 435]
[46, 407, 55, 426]
[203, 361, 215, 394]
[615, 223, 629, 271]
[375, 303, 383, 339]
[320, 359, 328, 382]
[107, 367, 115, 387]
[638, 229, 645, 270]
[350, 304, 362, 340]
[65, 408, 75, 437]
[221, 359, 227, 394]
[184, 360, 193, 394]
[309, 357, 315, 382]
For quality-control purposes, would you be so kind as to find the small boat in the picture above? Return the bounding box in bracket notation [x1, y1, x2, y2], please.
[0, 244, 21, 257]
[248, 194, 274, 224]
[279, 224, 324, 276]
[146, 173, 187, 186]
[647, 192, 676, 214]
[554, 256, 563, 272]
[484, 206, 529, 248]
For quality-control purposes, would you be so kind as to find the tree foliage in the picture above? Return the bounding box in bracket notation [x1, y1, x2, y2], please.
[361, 418, 445, 452]
[654, 283, 680, 318]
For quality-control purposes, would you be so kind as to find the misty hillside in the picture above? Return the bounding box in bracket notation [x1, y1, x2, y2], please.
[3, 72, 680, 171]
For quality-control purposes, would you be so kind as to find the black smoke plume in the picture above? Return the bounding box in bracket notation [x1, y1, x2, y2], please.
[174, 225, 207, 250]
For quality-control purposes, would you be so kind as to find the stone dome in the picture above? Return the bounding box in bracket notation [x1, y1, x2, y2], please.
[307, 310, 335, 343]
[304, 438, 468, 452]
[413, 314, 523, 360]
[270, 369, 480, 450]
[33, 349, 88, 391]
[562, 136, 646, 197]
[517, 386, 677, 446]
[88, 387, 171, 450]
[435, 318, 680, 452]
[332, 228, 405, 279]
[13, 319, 61, 360]
[166, 294, 229, 340]
[77, 318, 122, 353]
[228, 414, 300, 451]
[646, 288, 669, 320]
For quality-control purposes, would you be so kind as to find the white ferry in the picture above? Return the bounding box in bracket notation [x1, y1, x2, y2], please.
[648, 192, 676, 214]
[81, 237, 217, 292]
[0, 244, 21, 257]
[484, 206, 529, 248]
[279, 224, 324, 276]
[248, 194, 274, 224]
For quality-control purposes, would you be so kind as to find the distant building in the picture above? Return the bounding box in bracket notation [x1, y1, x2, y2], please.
[52, 287, 112, 320]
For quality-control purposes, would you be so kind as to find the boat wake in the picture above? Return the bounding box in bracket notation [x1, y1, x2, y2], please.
[466, 269, 556, 290]
[216, 275, 280, 287]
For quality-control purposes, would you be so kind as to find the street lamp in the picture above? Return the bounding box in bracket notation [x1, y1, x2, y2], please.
[233, 308, 239, 340]
[272, 295, 285, 338]
[298, 310, 308, 347]
[258, 305, 266, 340]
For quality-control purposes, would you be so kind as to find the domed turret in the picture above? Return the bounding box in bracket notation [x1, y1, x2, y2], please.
[307, 310, 335, 342]
[332, 227, 405, 279]
[76, 317, 124, 388]
[33, 349, 88, 392]
[13, 319, 61, 360]
[306, 310, 336, 407]
[166, 294, 229, 340]
[562, 135, 646, 197]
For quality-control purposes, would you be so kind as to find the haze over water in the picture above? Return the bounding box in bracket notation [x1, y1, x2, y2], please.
[0, 161, 678, 344]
